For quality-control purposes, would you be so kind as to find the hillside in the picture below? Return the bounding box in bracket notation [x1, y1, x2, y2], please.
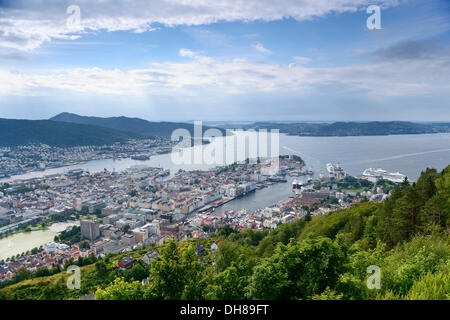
[242, 121, 450, 136]
[0, 165, 448, 300]
[0, 118, 143, 147]
[50, 112, 226, 137]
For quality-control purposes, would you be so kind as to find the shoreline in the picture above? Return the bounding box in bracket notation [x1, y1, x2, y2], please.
[0, 221, 79, 261]
[2, 132, 449, 184]
[0, 151, 174, 184]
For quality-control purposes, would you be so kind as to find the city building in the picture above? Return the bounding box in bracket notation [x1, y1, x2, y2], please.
[80, 220, 100, 241]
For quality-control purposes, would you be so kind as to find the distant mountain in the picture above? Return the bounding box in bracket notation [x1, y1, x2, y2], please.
[0, 118, 142, 147]
[50, 112, 225, 137]
[244, 121, 450, 136]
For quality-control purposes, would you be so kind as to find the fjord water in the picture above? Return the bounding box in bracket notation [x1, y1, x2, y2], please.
[3, 133, 449, 183]
[279, 132, 450, 180]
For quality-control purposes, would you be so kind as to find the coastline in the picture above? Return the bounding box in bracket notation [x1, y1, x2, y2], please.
[0, 150, 173, 184]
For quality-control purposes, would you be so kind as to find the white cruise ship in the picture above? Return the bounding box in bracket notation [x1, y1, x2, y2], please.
[362, 168, 406, 183]
[326, 163, 346, 179]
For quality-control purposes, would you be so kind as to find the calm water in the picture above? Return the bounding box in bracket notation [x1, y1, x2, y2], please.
[1, 133, 449, 217]
[0, 222, 78, 260]
[279, 133, 450, 180]
[212, 177, 298, 216]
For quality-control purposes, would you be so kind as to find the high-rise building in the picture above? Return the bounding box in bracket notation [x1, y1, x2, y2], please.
[80, 220, 100, 241]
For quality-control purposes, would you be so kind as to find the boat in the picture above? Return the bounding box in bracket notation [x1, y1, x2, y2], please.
[131, 155, 150, 161]
[268, 175, 287, 182]
[198, 205, 214, 214]
[326, 163, 346, 179]
[65, 168, 84, 177]
[292, 179, 304, 190]
[362, 168, 406, 183]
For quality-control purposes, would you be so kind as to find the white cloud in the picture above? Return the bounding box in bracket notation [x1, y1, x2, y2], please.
[1, 50, 448, 99]
[0, 0, 403, 51]
[179, 49, 197, 58]
[293, 56, 312, 65]
[252, 42, 273, 54]
[0, 67, 148, 95]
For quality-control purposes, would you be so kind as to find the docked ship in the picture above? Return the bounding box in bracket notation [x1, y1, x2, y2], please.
[65, 168, 85, 177]
[292, 179, 303, 190]
[326, 163, 346, 179]
[362, 168, 406, 183]
[131, 155, 150, 161]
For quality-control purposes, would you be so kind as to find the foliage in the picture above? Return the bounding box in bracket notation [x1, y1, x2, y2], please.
[403, 271, 450, 300]
[54, 226, 82, 245]
[335, 176, 374, 192]
[96, 278, 149, 300]
[376, 167, 449, 247]
[246, 237, 347, 299]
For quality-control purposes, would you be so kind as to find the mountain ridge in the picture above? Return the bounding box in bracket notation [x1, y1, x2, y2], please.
[236, 121, 450, 136]
[50, 112, 224, 137]
[0, 118, 143, 147]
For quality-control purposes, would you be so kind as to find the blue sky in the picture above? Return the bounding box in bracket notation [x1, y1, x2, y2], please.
[0, 0, 449, 121]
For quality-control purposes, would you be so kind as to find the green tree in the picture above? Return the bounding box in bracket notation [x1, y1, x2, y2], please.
[418, 194, 449, 231]
[128, 189, 138, 197]
[95, 260, 108, 277]
[127, 263, 148, 282]
[361, 215, 378, 249]
[146, 239, 207, 300]
[80, 241, 90, 250]
[415, 168, 438, 200]
[14, 268, 31, 282]
[304, 211, 312, 222]
[96, 277, 148, 300]
[246, 237, 347, 299]
[377, 180, 424, 246]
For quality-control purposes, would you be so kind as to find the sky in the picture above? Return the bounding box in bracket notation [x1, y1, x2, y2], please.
[0, 0, 449, 122]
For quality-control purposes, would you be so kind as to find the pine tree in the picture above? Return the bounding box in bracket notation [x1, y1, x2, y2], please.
[418, 194, 449, 230]
[416, 168, 437, 201]
[304, 211, 312, 222]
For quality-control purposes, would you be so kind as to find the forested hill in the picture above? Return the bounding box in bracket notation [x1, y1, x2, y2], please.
[50, 112, 226, 137]
[243, 121, 450, 136]
[0, 118, 143, 147]
[0, 165, 448, 300]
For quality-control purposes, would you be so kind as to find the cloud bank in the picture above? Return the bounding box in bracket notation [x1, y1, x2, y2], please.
[0, 0, 403, 51]
[1, 42, 448, 101]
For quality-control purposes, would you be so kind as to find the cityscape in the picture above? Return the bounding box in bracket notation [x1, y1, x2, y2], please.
[0, 146, 424, 284]
[0, 0, 449, 310]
